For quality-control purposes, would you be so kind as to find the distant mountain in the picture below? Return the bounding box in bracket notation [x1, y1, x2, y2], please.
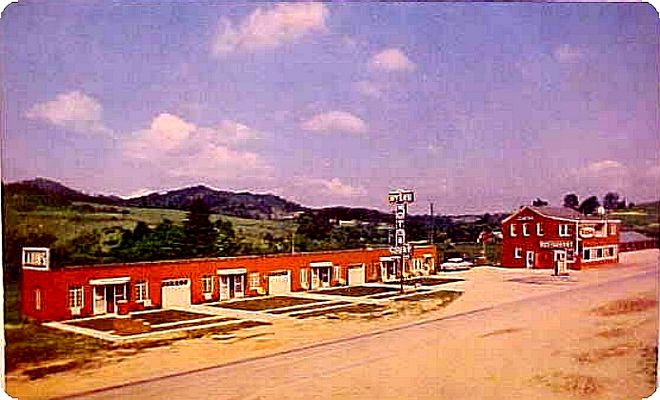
[3, 178, 119, 207]
[3, 177, 515, 223]
[123, 185, 307, 219]
[3, 178, 307, 220]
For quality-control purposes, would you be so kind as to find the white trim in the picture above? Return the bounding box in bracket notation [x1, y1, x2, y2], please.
[248, 272, 261, 289]
[216, 268, 247, 276]
[558, 224, 570, 237]
[536, 223, 544, 236]
[310, 261, 333, 268]
[514, 247, 522, 259]
[135, 281, 149, 302]
[379, 256, 397, 262]
[89, 277, 131, 285]
[509, 224, 517, 237]
[202, 275, 214, 295]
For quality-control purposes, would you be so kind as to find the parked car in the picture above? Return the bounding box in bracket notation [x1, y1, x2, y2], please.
[440, 257, 474, 271]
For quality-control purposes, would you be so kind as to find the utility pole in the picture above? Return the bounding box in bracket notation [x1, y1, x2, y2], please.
[429, 202, 435, 244]
[291, 231, 295, 254]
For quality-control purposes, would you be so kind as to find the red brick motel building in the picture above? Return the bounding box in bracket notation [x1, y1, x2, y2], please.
[21, 246, 437, 322]
[501, 206, 621, 271]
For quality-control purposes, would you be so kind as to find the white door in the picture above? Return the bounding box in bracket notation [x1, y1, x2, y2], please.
[525, 251, 535, 269]
[348, 265, 365, 286]
[268, 272, 291, 295]
[311, 269, 320, 290]
[234, 275, 245, 298]
[219, 276, 230, 300]
[320, 268, 331, 288]
[554, 250, 567, 274]
[93, 286, 106, 315]
[161, 279, 191, 308]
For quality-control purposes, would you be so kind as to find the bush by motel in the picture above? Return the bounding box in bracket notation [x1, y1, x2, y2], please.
[501, 206, 623, 272]
[20, 246, 438, 322]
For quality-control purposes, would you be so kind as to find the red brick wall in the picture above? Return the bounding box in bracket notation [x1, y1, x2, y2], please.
[22, 246, 437, 321]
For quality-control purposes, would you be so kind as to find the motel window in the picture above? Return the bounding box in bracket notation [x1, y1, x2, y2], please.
[583, 249, 591, 260]
[202, 276, 214, 294]
[135, 281, 149, 302]
[249, 273, 260, 289]
[522, 224, 530, 237]
[68, 286, 83, 308]
[514, 248, 522, 259]
[300, 269, 309, 288]
[334, 266, 341, 280]
[536, 223, 544, 236]
[610, 225, 617, 235]
[34, 289, 42, 311]
[596, 248, 603, 258]
[509, 224, 517, 237]
[559, 224, 570, 237]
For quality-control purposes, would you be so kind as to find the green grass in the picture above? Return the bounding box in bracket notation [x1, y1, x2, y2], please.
[610, 202, 659, 238]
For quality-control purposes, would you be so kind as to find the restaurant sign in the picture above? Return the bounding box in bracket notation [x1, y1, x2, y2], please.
[540, 241, 573, 249]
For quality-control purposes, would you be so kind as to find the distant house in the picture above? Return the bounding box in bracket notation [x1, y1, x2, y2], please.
[619, 231, 657, 252]
[501, 206, 621, 272]
[338, 219, 358, 227]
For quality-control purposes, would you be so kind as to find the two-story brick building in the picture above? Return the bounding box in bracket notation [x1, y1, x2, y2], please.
[20, 246, 437, 322]
[501, 206, 621, 272]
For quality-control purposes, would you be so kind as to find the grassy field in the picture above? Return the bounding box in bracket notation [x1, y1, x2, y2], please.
[4, 202, 298, 252]
[609, 201, 659, 238]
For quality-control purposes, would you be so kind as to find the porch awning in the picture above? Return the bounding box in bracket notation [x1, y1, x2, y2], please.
[423, 253, 433, 257]
[217, 267, 247, 276]
[379, 256, 397, 262]
[309, 261, 333, 268]
[89, 277, 130, 285]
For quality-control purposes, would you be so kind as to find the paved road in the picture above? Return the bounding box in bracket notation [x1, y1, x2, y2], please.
[72, 262, 657, 400]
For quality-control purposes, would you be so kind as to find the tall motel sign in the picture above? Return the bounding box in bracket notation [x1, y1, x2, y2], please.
[388, 189, 414, 292]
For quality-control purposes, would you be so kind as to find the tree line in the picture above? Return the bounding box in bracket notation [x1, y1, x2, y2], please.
[530, 192, 632, 215]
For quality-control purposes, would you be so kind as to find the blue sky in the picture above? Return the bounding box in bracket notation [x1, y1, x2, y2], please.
[1, 2, 658, 214]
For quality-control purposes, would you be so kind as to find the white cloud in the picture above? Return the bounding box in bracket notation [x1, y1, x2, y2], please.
[301, 111, 368, 134]
[305, 177, 366, 197]
[123, 113, 271, 180]
[578, 160, 626, 177]
[354, 80, 383, 98]
[25, 91, 112, 135]
[212, 3, 328, 56]
[369, 48, 416, 72]
[553, 44, 583, 63]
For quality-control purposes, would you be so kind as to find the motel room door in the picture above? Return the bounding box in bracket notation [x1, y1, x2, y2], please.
[219, 276, 230, 300]
[311, 268, 330, 289]
[93, 286, 106, 315]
